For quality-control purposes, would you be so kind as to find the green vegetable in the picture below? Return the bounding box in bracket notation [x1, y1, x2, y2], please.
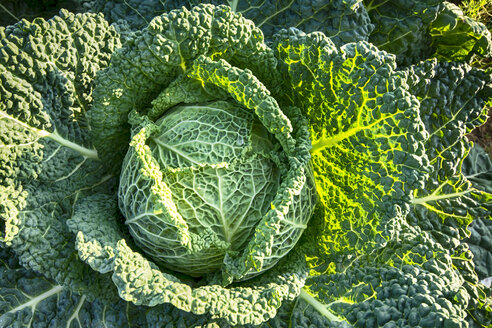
[0, 1, 491, 327]
[118, 101, 315, 277]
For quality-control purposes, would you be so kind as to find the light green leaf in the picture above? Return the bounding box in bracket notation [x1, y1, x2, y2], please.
[274, 28, 429, 257]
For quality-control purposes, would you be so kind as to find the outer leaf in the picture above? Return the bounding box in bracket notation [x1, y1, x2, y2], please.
[79, 0, 171, 29]
[404, 60, 492, 245]
[403, 60, 492, 327]
[467, 216, 492, 281]
[0, 10, 123, 303]
[461, 147, 492, 328]
[364, 0, 443, 65]
[299, 223, 476, 328]
[0, 0, 83, 27]
[233, 0, 373, 45]
[364, 0, 492, 65]
[254, 295, 352, 328]
[463, 145, 492, 194]
[0, 246, 221, 328]
[273, 28, 428, 258]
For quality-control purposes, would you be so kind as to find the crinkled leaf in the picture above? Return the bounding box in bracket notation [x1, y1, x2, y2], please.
[0, 246, 224, 328]
[233, 0, 373, 45]
[0, 10, 123, 302]
[403, 59, 492, 327]
[273, 27, 428, 258]
[364, 0, 443, 65]
[463, 145, 492, 194]
[404, 60, 492, 245]
[299, 223, 479, 328]
[364, 0, 492, 65]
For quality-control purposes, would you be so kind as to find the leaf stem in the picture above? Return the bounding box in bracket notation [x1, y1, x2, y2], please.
[48, 131, 99, 160]
[411, 189, 472, 205]
[299, 289, 343, 322]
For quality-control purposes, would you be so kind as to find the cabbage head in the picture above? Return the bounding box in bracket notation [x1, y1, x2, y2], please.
[118, 100, 315, 277]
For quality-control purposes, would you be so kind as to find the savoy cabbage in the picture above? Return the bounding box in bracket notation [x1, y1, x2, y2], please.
[0, 1, 491, 327]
